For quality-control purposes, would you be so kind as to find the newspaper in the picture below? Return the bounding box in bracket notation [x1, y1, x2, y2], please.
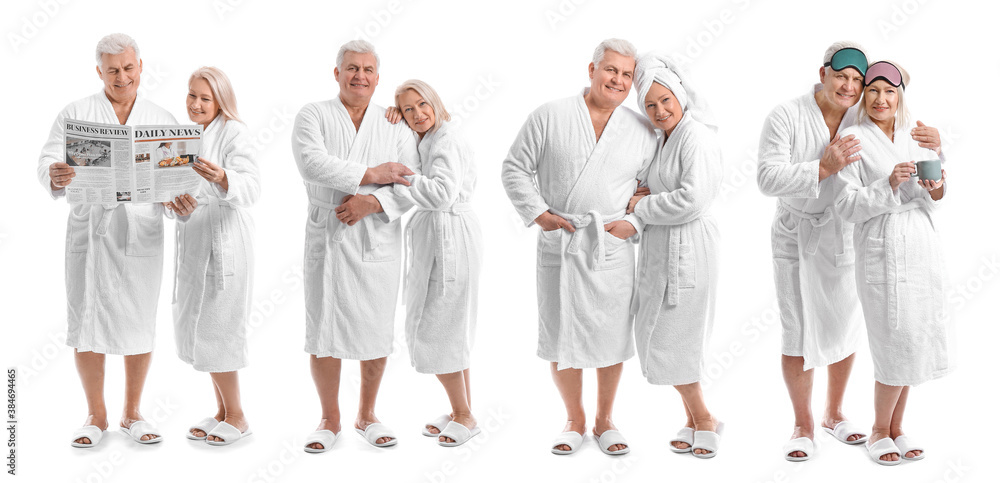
[63, 120, 203, 204]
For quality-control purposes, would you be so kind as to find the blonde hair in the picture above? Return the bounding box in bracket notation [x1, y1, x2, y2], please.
[189, 66, 242, 123]
[394, 79, 451, 134]
[858, 60, 911, 128]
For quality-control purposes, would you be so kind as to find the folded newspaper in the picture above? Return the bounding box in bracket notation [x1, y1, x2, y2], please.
[63, 119, 203, 204]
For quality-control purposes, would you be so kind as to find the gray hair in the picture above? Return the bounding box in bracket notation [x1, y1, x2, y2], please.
[592, 38, 637, 67]
[822, 40, 867, 74]
[95, 33, 140, 68]
[336, 39, 380, 71]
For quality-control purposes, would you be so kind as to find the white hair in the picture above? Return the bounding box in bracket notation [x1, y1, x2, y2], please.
[592, 38, 637, 67]
[95, 33, 140, 68]
[336, 39, 380, 71]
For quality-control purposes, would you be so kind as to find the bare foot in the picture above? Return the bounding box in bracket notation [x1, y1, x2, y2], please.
[426, 413, 453, 435]
[889, 427, 921, 459]
[121, 412, 159, 442]
[74, 414, 109, 445]
[869, 430, 900, 462]
[593, 418, 626, 453]
[822, 413, 864, 442]
[305, 418, 341, 451]
[672, 418, 695, 450]
[206, 414, 249, 443]
[787, 425, 814, 459]
[190, 411, 225, 439]
[356, 416, 393, 445]
[692, 417, 719, 456]
[439, 413, 476, 444]
[554, 419, 586, 452]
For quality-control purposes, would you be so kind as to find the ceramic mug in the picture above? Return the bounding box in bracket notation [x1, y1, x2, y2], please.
[915, 159, 942, 182]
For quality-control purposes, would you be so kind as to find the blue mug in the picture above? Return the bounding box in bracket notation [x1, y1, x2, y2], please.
[915, 159, 941, 182]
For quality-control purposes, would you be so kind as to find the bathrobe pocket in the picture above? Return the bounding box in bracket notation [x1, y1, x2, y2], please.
[537, 229, 562, 267]
[66, 209, 89, 253]
[864, 236, 887, 284]
[677, 243, 697, 288]
[594, 232, 630, 271]
[362, 221, 400, 262]
[304, 209, 327, 261]
[126, 207, 163, 257]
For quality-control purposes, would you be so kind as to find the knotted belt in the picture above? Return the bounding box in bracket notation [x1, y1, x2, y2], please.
[778, 199, 846, 257]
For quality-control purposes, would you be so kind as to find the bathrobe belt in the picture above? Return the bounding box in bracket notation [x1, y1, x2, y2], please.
[883, 201, 922, 329]
[308, 195, 379, 255]
[402, 203, 473, 301]
[630, 224, 685, 318]
[778, 199, 846, 257]
[207, 197, 232, 291]
[549, 208, 627, 265]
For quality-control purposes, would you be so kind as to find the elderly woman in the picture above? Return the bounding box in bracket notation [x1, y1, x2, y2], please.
[627, 53, 724, 458]
[168, 66, 260, 446]
[385, 80, 483, 447]
[833, 61, 951, 466]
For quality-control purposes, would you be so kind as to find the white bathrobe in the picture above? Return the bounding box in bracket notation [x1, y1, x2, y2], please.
[171, 116, 260, 372]
[633, 115, 723, 385]
[834, 118, 952, 386]
[292, 97, 417, 360]
[757, 85, 861, 370]
[394, 122, 482, 374]
[501, 89, 657, 370]
[36, 91, 177, 355]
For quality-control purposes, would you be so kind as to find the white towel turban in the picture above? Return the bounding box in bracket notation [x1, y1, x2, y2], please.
[634, 52, 717, 132]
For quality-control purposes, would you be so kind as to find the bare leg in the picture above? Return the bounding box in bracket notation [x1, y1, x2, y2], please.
[463, 368, 472, 408]
[73, 350, 108, 445]
[355, 357, 392, 445]
[550, 363, 585, 452]
[674, 382, 717, 455]
[888, 386, 919, 458]
[121, 352, 158, 441]
[436, 370, 476, 444]
[782, 355, 814, 458]
[189, 378, 224, 438]
[670, 396, 696, 450]
[821, 353, 863, 441]
[594, 363, 626, 452]
[206, 371, 248, 442]
[872, 381, 903, 462]
[306, 355, 342, 450]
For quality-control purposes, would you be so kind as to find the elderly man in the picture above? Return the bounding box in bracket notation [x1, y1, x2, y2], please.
[502, 39, 656, 455]
[757, 41, 941, 461]
[37, 33, 197, 448]
[292, 40, 417, 452]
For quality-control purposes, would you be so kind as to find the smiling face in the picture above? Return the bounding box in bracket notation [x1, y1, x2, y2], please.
[334, 51, 379, 105]
[186, 77, 219, 127]
[397, 88, 436, 135]
[588, 50, 634, 107]
[818, 66, 864, 109]
[863, 79, 898, 125]
[96, 48, 141, 104]
[643, 82, 684, 136]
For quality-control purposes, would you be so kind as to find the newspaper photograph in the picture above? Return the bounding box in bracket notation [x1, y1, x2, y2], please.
[63, 120, 202, 204]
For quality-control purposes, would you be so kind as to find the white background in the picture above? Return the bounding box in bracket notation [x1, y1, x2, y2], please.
[2, 0, 997, 481]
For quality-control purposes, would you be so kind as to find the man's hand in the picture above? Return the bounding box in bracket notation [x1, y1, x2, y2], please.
[534, 211, 575, 232]
[163, 194, 198, 216]
[49, 162, 76, 190]
[604, 220, 637, 240]
[910, 121, 941, 154]
[889, 161, 916, 191]
[361, 162, 414, 186]
[335, 194, 382, 225]
[818, 134, 861, 181]
[627, 185, 650, 214]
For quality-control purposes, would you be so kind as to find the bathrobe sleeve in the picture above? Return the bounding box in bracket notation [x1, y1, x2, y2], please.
[635, 126, 723, 225]
[370, 126, 418, 222]
[501, 113, 550, 226]
[291, 103, 368, 194]
[37, 107, 71, 200]
[757, 104, 821, 198]
[833, 159, 901, 224]
[394, 136, 463, 210]
[210, 122, 261, 208]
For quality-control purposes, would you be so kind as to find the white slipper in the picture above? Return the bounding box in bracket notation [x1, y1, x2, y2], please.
[595, 429, 630, 455]
[692, 422, 724, 459]
[551, 431, 584, 455]
[783, 437, 814, 462]
[670, 427, 694, 453]
[437, 421, 481, 447]
[355, 422, 397, 447]
[422, 414, 452, 437]
[303, 429, 339, 453]
[894, 435, 925, 461]
[119, 420, 162, 444]
[187, 417, 220, 441]
[867, 437, 902, 466]
[71, 425, 105, 448]
[823, 420, 868, 445]
[205, 421, 252, 446]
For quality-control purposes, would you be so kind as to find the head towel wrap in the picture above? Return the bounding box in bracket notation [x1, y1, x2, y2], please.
[634, 52, 717, 132]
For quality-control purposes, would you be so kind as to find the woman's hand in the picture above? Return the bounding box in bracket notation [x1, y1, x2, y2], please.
[385, 106, 403, 125]
[888, 161, 915, 191]
[604, 220, 637, 240]
[164, 194, 198, 216]
[919, 169, 946, 201]
[192, 157, 228, 191]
